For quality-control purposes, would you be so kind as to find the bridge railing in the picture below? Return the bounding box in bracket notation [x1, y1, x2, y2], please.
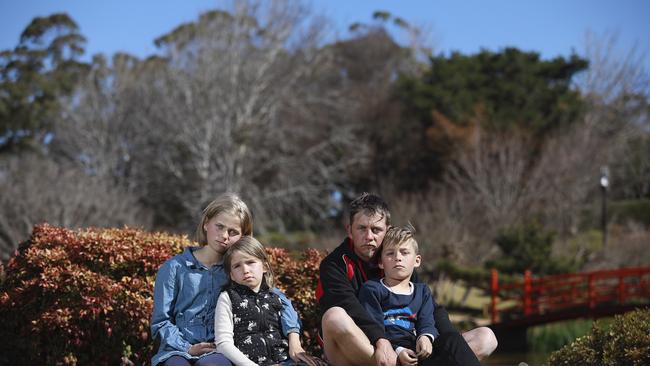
[489, 267, 650, 324]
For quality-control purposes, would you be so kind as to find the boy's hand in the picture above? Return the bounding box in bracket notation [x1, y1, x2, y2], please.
[416, 336, 433, 360]
[398, 348, 418, 366]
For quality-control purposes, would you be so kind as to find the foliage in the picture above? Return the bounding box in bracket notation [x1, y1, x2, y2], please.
[0, 13, 88, 153]
[0, 224, 325, 365]
[549, 309, 650, 366]
[386, 48, 588, 190]
[0, 153, 152, 261]
[427, 259, 517, 291]
[486, 222, 575, 275]
[266, 247, 327, 354]
[610, 199, 650, 227]
[528, 318, 598, 354]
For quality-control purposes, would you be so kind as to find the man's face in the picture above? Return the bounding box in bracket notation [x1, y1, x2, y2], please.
[346, 211, 388, 262]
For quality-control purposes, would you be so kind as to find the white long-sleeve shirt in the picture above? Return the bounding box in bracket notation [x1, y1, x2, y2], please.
[214, 291, 258, 366]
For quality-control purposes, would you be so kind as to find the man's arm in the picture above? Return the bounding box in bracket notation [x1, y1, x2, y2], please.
[318, 257, 385, 344]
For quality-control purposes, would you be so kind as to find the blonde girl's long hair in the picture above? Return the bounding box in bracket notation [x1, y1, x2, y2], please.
[223, 236, 274, 289]
[195, 193, 253, 245]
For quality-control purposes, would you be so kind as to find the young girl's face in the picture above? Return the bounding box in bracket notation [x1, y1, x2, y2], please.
[203, 212, 242, 255]
[229, 251, 267, 292]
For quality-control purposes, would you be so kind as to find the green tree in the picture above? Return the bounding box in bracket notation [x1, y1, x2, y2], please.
[382, 48, 589, 190]
[486, 222, 573, 275]
[0, 13, 88, 154]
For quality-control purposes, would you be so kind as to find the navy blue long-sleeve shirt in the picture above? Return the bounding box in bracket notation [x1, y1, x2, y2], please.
[359, 279, 439, 350]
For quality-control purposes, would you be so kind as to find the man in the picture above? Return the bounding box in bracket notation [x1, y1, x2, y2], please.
[316, 193, 497, 366]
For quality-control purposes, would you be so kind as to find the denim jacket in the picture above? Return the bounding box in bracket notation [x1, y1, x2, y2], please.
[151, 247, 301, 366]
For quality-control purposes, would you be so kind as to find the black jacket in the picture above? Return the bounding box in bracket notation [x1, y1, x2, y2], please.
[317, 238, 457, 345]
[228, 283, 288, 365]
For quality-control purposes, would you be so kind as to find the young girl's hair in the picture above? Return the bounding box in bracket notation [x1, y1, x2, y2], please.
[223, 236, 275, 289]
[195, 193, 253, 244]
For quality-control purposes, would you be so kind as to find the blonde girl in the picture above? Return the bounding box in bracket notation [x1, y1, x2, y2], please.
[151, 194, 301, 366]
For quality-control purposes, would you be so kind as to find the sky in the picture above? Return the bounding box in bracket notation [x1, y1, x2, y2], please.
[1, 0, 649, 71]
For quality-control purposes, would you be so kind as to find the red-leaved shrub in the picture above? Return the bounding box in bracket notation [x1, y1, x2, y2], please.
[0, 224, 325, 365]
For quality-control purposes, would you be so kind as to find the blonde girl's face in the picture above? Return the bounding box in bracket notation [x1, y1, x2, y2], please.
[203, 212, 242, 255]
[229, 251, 267, 292]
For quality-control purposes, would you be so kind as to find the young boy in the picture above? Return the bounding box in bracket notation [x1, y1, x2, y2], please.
[358, 224, 436, 366]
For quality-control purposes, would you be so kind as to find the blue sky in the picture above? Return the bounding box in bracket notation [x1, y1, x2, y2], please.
[1, 0, 649, 70]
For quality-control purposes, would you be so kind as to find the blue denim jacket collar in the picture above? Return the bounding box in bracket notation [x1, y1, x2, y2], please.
[181, 246, 224, 270]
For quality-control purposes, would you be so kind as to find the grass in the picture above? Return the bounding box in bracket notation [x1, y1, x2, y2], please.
[527, 317, 613, 353]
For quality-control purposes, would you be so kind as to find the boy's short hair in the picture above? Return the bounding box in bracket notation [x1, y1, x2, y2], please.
[348, 193, 391, 226]
[380, 224, 419, 255]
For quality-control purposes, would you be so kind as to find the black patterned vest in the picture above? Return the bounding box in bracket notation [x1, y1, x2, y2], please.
[227, 283, 289, 365]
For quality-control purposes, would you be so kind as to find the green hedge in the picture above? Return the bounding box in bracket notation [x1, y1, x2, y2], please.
[549, 308, 650, 366]
[0, 224, 324, 365]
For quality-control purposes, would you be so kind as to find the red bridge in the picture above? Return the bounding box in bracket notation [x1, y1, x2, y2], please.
[487, 267, 650, 350]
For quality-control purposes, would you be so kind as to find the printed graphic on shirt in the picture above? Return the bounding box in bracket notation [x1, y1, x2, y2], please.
[383, 307, 417, 330]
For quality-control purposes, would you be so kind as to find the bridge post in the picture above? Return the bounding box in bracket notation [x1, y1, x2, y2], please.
[618, 274, 625, 305]
[588, 273, 596, 309]
[524, 270, 532, 316]
[491, 268, 498, 323]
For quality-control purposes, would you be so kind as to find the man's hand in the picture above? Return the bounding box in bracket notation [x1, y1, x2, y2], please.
[188, 342, 215, 356]
[416, 336, 433, 360]
[373, 338, 397, 366]
[398, 348, 418, 366]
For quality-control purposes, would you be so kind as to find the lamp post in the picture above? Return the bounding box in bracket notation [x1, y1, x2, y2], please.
[600, 166, 609, 248]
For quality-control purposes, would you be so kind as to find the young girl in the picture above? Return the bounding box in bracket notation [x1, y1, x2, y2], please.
[215, 236, 324, 366]
[151, 193, 302, 366]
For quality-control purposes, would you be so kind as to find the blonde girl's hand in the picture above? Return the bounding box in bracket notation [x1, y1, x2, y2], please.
[398, 348, 418, 366]
[188, 342, 216, 356]
[416, 336, 433, 359]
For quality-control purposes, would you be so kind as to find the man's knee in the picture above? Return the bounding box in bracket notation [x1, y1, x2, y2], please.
[464, 326, 498, 359]
[322, 307, 357, 337]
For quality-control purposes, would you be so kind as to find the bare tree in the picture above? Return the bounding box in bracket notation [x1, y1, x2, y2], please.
[54, 53, 147, 191]
[0, 153, 151, 261]
[136, 0, 367, 231]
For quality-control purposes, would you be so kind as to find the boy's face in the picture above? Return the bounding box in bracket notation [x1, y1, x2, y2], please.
[347, 211, 388, 262]
[378, 240, 421, 281]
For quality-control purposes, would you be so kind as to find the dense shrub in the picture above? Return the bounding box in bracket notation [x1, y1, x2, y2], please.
[0, 224, 324, 365]
[267, 247, 327, 354]
[549, 308, 650, 366]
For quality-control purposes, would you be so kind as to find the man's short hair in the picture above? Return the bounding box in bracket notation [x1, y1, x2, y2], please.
[348, 193, 391, 226]
[380, 224, 419, 255]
